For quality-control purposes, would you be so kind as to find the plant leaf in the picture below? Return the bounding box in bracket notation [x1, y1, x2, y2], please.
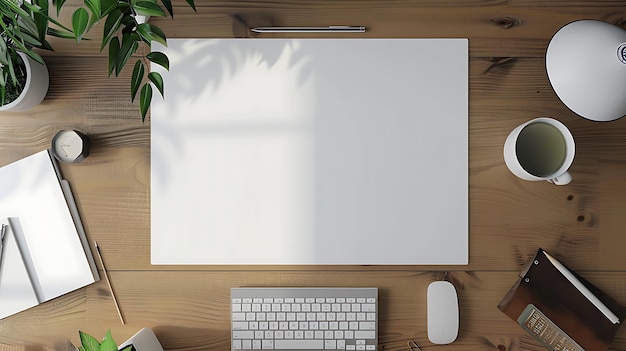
[108, 36, 120, 77]
[79, 331, 100, 351]
[140, 83, 152, 122]
[33, 0, 49, 41]
[121, 32, 141, 47]
[84, 0, 102, 28]
[131, 59, 145, 102]
[147, 24, 167, 47]
[16, 14, 40, 40]
[47, 27, 77, 40]
[159, 0, 173, 17]
[133, 1, 166, 17]
[184, 0, 196, 12]
[100, 0, 117, 16]
[6, 54, 18, 89]
[72, 8, 90, 43]
[116, 40, 139, 76]
[53, 0, 68, 15]
[21, 48, 45, 66]
[135, 23, 166, 47]
[3, 0, 31, 18]
[101, 9, 123, 50]
[45, 13, 76, 33]
[99, 330, 118, 351]
[146, 51, 169, 70]
[148, 71, 164, 97]
[0, 40, 7, 65]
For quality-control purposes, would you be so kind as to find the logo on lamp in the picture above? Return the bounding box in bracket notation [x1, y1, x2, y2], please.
[618, 43, 626, 64]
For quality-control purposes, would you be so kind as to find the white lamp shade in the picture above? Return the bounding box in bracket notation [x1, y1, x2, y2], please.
[546, 20, 626, 122]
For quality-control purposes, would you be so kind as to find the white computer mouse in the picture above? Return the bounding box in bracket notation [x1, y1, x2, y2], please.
[427, 281, 459, 344]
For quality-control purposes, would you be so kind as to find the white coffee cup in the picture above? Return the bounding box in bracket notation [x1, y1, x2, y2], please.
[504, 117, 575, 185]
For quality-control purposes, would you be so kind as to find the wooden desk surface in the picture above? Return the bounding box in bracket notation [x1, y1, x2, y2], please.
[2, 1, 626, 350]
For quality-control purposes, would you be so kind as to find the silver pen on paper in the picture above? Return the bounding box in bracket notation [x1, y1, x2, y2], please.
[251, 26, 366, 33]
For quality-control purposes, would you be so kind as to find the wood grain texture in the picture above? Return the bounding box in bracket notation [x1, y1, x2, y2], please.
[2, 1, 626, 350]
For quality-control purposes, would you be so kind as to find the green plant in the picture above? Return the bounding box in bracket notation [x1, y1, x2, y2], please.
[0, 0, 74, 105]
[78, 330, 132, 351]
[53, 0, 197, 121]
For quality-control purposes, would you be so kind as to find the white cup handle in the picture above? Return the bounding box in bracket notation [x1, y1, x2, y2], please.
[547, 171, 572, 185]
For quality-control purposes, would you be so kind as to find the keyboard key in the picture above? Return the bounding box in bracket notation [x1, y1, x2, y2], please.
[360, 322, 376, 330]
[262, 340, 274, 349]
[362, 304, 375, 312]
[275, 340, 324, 350]
[233, 322, 249, 330]
[233, 313, 246, 321]
[355, 331, 376, 339]
[233, 331, 254, 339]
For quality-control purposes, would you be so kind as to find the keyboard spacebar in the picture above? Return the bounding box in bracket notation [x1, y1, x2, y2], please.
[274, 340, 324, 349]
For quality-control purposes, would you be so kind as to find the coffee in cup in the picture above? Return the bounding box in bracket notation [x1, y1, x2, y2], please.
[504, 117, 575, 185]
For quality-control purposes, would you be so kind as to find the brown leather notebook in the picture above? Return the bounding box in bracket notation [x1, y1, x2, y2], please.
[498, 248, 624, 351]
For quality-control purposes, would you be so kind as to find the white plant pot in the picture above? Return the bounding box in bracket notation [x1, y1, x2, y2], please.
[0, 52, 49, 111]
[135, 15, 150, 24]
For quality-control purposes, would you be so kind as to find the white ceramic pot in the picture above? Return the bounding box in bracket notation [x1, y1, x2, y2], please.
[135, 15, 150, 24]
[0, 51, 49, 111]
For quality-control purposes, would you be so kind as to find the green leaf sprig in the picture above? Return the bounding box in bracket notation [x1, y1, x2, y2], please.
[52, 0, 197, 121]
[78, 330, 132, 351]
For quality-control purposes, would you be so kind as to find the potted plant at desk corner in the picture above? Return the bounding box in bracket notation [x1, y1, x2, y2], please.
[0, 0, 74, 111]
[52, 0, 197, 122]
[77, 330, 131, 351]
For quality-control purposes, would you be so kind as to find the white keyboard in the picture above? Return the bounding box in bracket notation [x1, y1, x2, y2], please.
[231, 288, 378, 351]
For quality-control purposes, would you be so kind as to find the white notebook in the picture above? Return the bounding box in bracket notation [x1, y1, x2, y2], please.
[0, 150, 99, 319]
[151, 39, 468, 265]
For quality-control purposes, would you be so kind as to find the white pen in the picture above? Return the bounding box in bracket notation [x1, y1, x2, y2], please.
[251, 26, 366, 33]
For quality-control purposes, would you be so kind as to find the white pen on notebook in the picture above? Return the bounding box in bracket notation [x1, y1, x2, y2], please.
[544, 251, 620, 324]
[251, 26, 366, 33]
